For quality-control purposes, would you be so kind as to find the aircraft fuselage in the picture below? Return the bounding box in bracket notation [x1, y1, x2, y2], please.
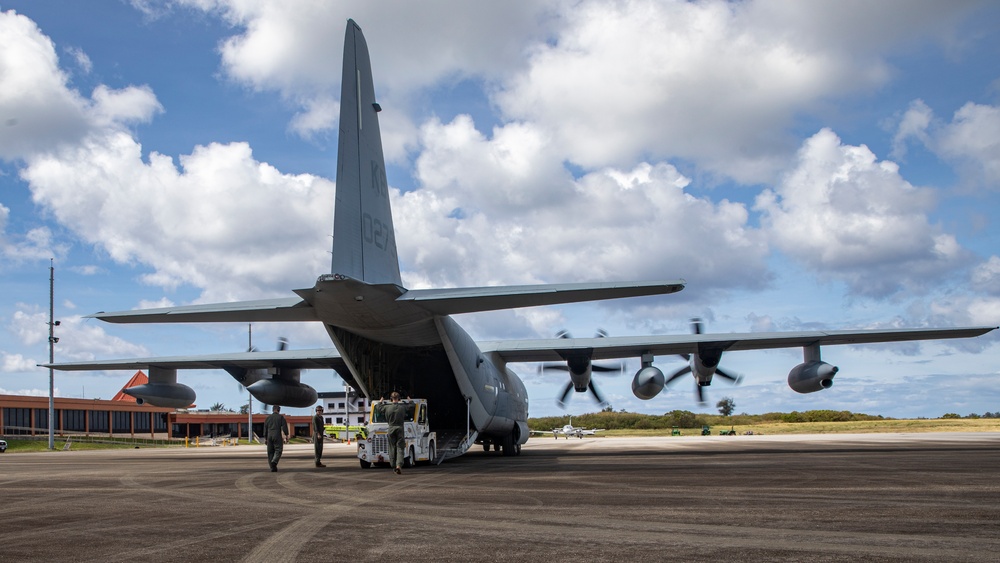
[302, 274, 529, 448]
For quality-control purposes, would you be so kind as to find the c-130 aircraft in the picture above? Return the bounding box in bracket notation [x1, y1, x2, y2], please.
[47, 20, 995, 461]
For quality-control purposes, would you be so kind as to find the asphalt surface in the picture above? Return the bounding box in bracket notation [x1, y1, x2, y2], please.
[1, 433, 998, 562]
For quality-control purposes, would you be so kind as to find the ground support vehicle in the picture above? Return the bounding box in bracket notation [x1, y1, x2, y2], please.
[0, 438, 6, 452]
[323, 424, 366, 442]
[357, 399, 436, 468]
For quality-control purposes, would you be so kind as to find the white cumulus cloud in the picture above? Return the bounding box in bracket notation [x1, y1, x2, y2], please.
[21, 133, 334, 301]
[893, 100, 1000, 190]
[399, 114, 769, 296]
[756, 128, 970, 297]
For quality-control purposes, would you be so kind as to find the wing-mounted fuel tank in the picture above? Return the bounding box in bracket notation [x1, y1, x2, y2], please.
[631, 353, 666, 400]
[787, 343, 839, 393]
[123, 366, 196, 408]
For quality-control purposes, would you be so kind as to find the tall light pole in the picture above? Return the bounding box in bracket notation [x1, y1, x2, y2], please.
[247, 323, 253, 444]
[344, 383, 351, 441]
[47, 259, 59, 451]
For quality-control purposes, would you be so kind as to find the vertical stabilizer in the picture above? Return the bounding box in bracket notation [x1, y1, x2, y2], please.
[332, 19, 402, 286]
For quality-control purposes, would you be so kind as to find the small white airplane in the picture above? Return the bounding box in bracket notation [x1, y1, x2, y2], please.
[536, 417, 605, 439]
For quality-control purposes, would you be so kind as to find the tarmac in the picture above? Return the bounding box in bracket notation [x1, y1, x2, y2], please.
[1, 432, 998, 562]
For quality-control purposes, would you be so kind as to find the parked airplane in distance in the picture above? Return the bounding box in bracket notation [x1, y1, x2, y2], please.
[46, 19, 997, 462]
[534, 417, 606, 439]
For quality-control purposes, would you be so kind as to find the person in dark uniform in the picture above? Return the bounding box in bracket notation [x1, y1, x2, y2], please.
[313, 405, 326, 468]
[373, 392, 414, 474]
[264, 405, 289, 472]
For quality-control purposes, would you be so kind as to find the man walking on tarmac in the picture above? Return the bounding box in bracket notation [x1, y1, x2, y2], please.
[374, 392, 414, 474]
[264, 405, 289, 472]
[313, 405, 327, 468]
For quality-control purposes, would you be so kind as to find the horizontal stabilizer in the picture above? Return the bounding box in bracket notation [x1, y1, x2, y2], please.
[87, 297, 317, 324]
[399, 280, 686, 316]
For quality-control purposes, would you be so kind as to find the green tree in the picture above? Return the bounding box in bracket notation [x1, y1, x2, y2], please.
[716, 397, 735, 417]
[210, 402, 226, 412]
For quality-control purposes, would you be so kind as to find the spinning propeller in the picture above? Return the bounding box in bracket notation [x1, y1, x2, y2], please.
[540, 329, 624, 409]
[236, 336, 288, 385]
[664, 318, 742, 405]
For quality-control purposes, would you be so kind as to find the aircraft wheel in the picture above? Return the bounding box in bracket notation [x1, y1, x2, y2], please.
[359, 459, 371, 469]
[482, 442, 490, 452]
[493, 443, 500, 452]
[501, 433, 515, 457]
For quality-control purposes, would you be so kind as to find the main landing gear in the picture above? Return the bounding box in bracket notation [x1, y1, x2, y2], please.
[481, 433, 521, 456]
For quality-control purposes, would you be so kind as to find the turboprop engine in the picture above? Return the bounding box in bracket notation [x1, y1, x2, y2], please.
[247, 375, 318, 408]
[540, 330, 621, 408]
[636, 319, 742, 404]
[123, 367, 196, 408]
[226, 337, 317, 408]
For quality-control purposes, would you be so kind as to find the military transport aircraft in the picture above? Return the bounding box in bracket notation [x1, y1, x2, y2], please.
[46, 20, 996, 461]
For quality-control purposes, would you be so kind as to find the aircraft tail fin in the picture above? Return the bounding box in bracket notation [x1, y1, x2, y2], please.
[331, 19, 402, 286]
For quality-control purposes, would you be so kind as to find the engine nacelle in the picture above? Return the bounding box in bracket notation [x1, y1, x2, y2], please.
[632, 366, 665, 400]
[787, 361, 839, 394]
[124, 383, 196, 408]
[248, 379, 318, 408]
[566, 356, 593, 392]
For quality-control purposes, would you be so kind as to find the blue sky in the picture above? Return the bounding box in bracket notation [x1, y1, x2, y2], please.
[2, 1, 999, 419]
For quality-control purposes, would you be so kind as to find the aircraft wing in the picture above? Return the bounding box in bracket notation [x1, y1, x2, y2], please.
[398, 280, 685, 315]
[87, 297, 317, 324]
[479, 326, 997, 362]
[43, 348, 346, 372]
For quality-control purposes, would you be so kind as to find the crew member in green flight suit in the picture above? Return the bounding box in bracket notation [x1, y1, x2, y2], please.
[264, 405, 289, 472]
[313, 405, 327, 468]
[374, 392, 414, 474]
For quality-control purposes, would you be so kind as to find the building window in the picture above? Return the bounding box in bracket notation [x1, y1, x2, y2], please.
[112, 411, 131, 433]
[34, 408, 49, 430]
[134, 412, 151, 432]
[64, 409, 85, 431]
[3, 408, 30, 434]
[89, 410, 109, 432]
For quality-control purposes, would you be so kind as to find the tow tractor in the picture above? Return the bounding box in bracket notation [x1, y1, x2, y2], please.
[357, 398, 436, 468]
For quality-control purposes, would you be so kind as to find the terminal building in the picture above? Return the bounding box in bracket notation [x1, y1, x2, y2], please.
[317, 390, 370, 427]
[0, 371, 317, 441]
[316, 390, 370, 440]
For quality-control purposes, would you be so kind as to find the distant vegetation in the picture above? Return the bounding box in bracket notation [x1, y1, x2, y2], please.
[529, 409, 999, 431]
